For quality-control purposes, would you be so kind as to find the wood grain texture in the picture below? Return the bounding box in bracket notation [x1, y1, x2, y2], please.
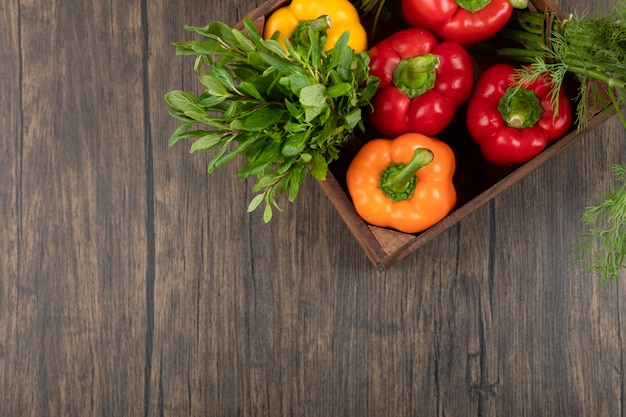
[1, 0, 624, 415]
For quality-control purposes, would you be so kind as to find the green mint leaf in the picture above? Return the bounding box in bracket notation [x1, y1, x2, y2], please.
[241, 106, 284, 130]
[190, 22, 237, 48]
[264, 39, 290, 58]
[247, 194, 265, 213]
[328, 31, 350, 70]
[334, 45, 355, 80]
[237, 81, 263, 100]
[242, 18, 262, 42]
[299, 84, 327, 122]
[198, 74, 230, 97]
[276, 158, 295, 176]
[258, 51, 306, 76]
[352, 52, 371, 85]
[359, 75, 381, 104]
[167, 107, 194, 123]
[288, 165, 307, 202]
[210, 143, 245, 167]
[167, 121, 194, 147]
[210, 66, 240, 94]
[183, 108, 214, 124]
[164, 90, 200, 112]
[307, 30, 322, 72]
[232, 28, 256, 52]
[263, 202, 273, 223]
[239, 141, 282, 179]
[189, 132, 225, 153]
[344, 108, 363, 129]
[268, 187, 283, 211]
[326, 82, 353, 98]
[207, 140, 232, 174]
[283, 121, 307, 133]
[283, 37, 304, 63]
[220, 101, 238, 120]
[252, 175, 279, 193]
[280, 74, 313, 96]
[174, 40, 226, 57]
[281, 131, 310, 157]
[198, 94, 227, 108]
[316, 115, 338, 146]
[245, 50, 269, 70]
[310, 152, 328, 181]
[285, 100, 304, 119]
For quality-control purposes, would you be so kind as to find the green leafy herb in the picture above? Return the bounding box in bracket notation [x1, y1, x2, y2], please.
[165, 17, 379, 222]
[490, 4, 626, 130]
[573, 164, 626, 288]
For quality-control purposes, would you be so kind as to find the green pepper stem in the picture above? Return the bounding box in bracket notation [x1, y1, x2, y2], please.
[509, 0, 528, 9]
[393, 54, 439, 98]
[497, 87, 544, 128]
[379, 148, 434, 202]
[455, 0, 492, 13]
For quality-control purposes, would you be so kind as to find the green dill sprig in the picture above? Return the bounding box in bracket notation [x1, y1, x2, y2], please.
[573, 164, 626, 289]
[491, 3, 626, 130]
[164, 17, 379, 222]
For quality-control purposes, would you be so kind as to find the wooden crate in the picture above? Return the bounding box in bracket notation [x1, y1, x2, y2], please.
[239, 0, 615, 270]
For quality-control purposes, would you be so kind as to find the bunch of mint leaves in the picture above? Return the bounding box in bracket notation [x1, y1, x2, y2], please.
[164, 17, 379, 222]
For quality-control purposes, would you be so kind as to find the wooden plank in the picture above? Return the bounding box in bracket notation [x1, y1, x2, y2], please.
[147, 0, 259, 414]
[0, 0, 22, 415]
[484, 118, 624, 416]
[12, 0, 148, 415]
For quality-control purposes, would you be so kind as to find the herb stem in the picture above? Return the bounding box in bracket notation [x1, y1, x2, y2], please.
[510, 9, 545, 33]
[608, 84, 626, 128]
[498, 28, 545, 50]
[565, 65, 626, 91]
[488, 47, 542, 62]
[496, 25, 626, 94]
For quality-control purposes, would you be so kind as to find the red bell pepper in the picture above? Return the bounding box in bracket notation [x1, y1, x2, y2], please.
[401, 0, 513, 46]
[466, 63, 573, 166]
[367, 28, 474, 137]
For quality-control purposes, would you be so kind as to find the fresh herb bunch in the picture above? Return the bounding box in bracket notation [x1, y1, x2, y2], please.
[165, 17, 379, 222]
[494, 4, 626, 130]
[573, 165, 626, 288]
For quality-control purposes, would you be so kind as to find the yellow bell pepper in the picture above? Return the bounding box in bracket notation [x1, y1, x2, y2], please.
[263, 0, 368, 52]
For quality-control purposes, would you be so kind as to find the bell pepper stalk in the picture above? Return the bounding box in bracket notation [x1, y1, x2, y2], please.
[346, 133, 457, 234]
[466, 63, 573, 166]
[401, 0, 520, 47]
[367, 28, 474, 137]
[263, 0, 368, 52]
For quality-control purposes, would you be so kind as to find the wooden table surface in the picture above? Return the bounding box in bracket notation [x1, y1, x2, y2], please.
[2, 0, 625, 415]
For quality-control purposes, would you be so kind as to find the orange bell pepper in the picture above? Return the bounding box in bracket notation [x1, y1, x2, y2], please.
[346, 133, 456, 233]
[263, 0, 367, 52]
